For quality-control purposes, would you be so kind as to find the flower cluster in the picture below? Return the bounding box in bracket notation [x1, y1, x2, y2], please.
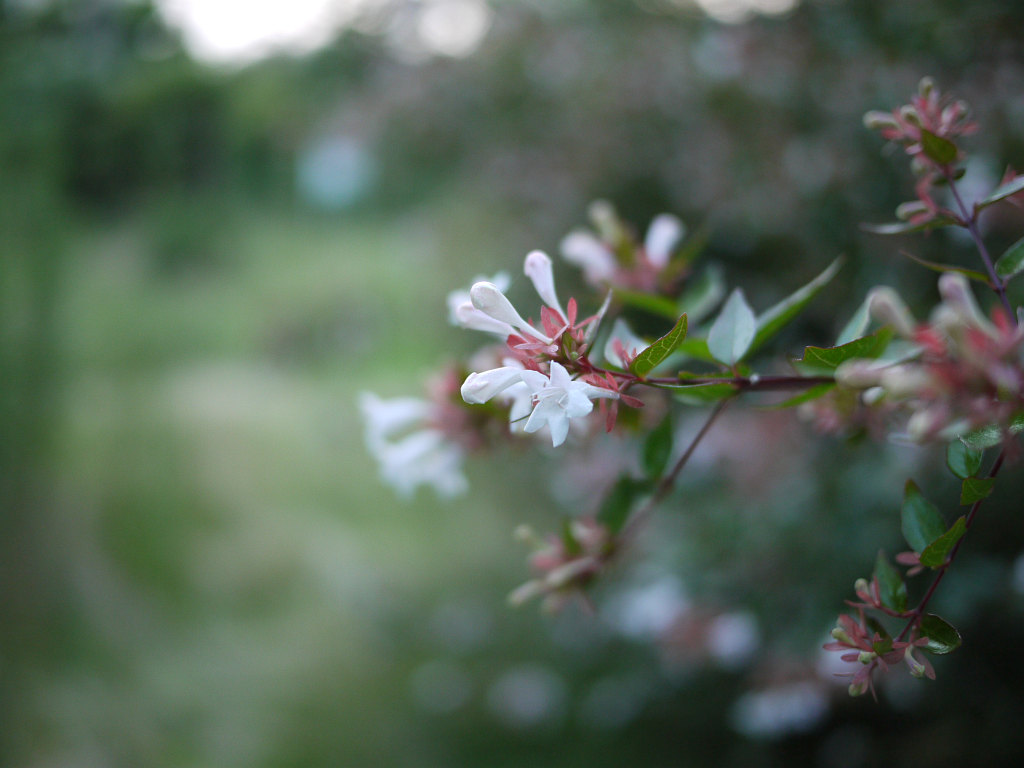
[836, 272, 1024, 442]
[560, 200, 687, 293]
[864, 77, 977, 227]
[507, 517, 614, 612]
[824, 609, 933, 698]
[456, 250, 623, 447]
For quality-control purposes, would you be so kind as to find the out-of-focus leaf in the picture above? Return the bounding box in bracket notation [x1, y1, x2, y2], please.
[642, 413, 674, 480]
[961, 413, 1024, 449]
[675, 337, 715, 363]
[613, 287, 678, 320]
[793, 328, 893, 374]
[862, 217, 958, 235]
[919, 516, 967, 568]
[771, 382, 836, 408]
[561, 517, 582, 556]
[671, 382, 737, 405]
[874, 551, 908, 613]
[902, 251, 991, 285]
[676, 263, 725, 324]
[597, 476, 643, 534]
[707, 288, 756, 366]
[994, 235, 1024, 282]
[976, 175, 1024, 210]
[946, 439, 983, 479]
[920, 128, 958, 165]
[630, 314, 687, 378]
[919, 613, 962, 655]
[959, 477, 994, 505]
[836, 295, 872, 346]
[901, 479, 945, 553]
[747, 258, 842, 357]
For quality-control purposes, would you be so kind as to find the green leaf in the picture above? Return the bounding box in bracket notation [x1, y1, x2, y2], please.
[561, 517, 582, 556]
[793, 328, 893, 374]
[771, 382, 836, 409]
[671, 382, 738, 405]
[674, 337, 715, 364]
[836, 295, 872, 346]
[597, 476, 642, 534]
[919, 613, 962, 655]
[630, 314, 688, 378]
[919, 516, 967, 568]
[707, 288, 756, 366]
[901, 479, 946, 553]
[902, 252, 991, 285]
[676, 263, 725, 324]
[874, 551, 908, 613]
[861, 217, 958, 236]
[976, 174, 1024, 211]
[919, 128, 958, 165]
[612, 287, 679, 320]
[946, 440, 983, 479]
[642, 413, 674, 480]
[748, 258, 842, 358]
[995, 235, 1024, 282]
[960, 412, 1024, 449]
[960, 477, 995, 505]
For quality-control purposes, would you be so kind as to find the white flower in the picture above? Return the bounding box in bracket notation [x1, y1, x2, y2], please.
[461, 365, 526, 404]
[643, 213, 684, 269]
[448, 271, 511, 332]
[518, 362, 618, 447]
[560, 230, 617, 284]
[359, 392, 467, 498]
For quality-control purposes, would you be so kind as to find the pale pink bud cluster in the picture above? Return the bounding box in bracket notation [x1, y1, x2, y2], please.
[823, 610, 933, 697]
[836, 274, 1024, 442]
[560, 200, 685, 292]
[507, 518, 613, 612]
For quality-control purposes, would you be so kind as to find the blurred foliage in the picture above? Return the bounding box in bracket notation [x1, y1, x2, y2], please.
[3, 0, 1024, 766]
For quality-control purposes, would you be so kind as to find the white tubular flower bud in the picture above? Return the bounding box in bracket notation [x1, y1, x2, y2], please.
[863, 110, 900, 131]
[918, 76, 936, 98]
[644, 213, 685, 269]
[460, 366, 526, 404]
[523, 250, 565, 318]
[895, 200, 929, 221]
[937, 271, 995, 336]
[470, 282, 549, 341]
[879, 364, 934, 397]
[835, 359, 887, 389]
[560, 231, 617, 282]
[587, 199, 619, 242]
[868, 286, 917, 338]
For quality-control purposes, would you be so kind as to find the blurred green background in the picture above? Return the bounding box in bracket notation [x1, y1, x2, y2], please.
[4, 1, 1024, 765]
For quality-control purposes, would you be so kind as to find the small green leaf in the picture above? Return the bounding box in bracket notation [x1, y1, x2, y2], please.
[946, 440, 983, 479]
[642, 414, 674, 480]
[919, 613, 962, 655]
[874, 551, 908, 613]
[919, 128, 958, 165]
[995, 235, 1024, 282]
[707, 288, 756, 366]
[794, 328, 893, 374]
[976, 174, 1024, 211]
[597, 476, 642, 534]
[902, 252, 991, 285]
[671, 382, 738, 405]
[960, 477, 995, 505]
[748, 258, 842, 358]
[861, 217, 958, 236]
[961, 413, 1024, 449]
[919, 516, 967, 568]
[676, 263, 725, 324]
[836, 295, 872, 346]
[771, 382, 836, 409]
[561, 517, 582, 556]
[631, 314, 688, 378]
[674, 337, 716, 363]
[901, 479, 946, 553]
[612, 287, 679, 320]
